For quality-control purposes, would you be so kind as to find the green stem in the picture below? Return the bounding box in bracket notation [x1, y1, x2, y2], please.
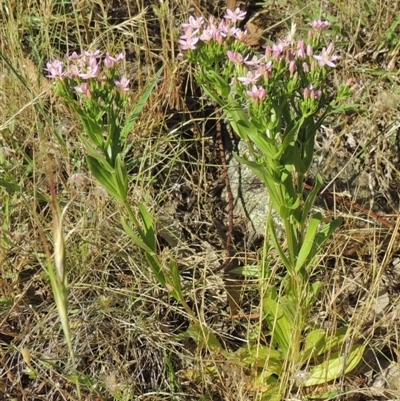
[122, 200, 196, 320]
[123, 200, 141, 230]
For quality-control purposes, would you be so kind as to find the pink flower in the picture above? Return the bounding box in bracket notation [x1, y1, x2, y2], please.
[116, 53, 125, 61]
[103, 52, 125, 68]
[44, 60, 65, 78]
[297, 40, 306, 59]
[182, 15, 204, 32]
[313, 42, 338, 67]
[67, 64, 80, 77]
[68, 52, 81, 61]
[180, 27, 197, 41]
[302, 62, 310, 73]
[78, 56, 101, 79]
[82, 50, 101, 58]
[74, 82, 91, 97]
[227, 51, 246, 64]
[289, 60, 296, 76]
[224, 7, 247, 23]
[246, 85, 266, 101]
[178, 35, 199, 50]
[256, 60, 273, 79]
[227, 26, 240, 37]
[200, 27, 215, 41]
[244, 55, 262, 67]
[104, 53, 116, 68]
[213, 20, 229, 43]
[272, 40, 286, 59]
[214, 30, 225, 44]
[237, 71, 261, 85]
[311, 19, 331, 30]
[114, 76, 130, 92]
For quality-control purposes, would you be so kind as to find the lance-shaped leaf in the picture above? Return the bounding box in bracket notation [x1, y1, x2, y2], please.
[301, 174, 323, 228]
[86, 156, 123, 201]
[113, 154, 128, 202]
[263, 291, 295, 354]
[121, 218, 152, 253]
[138, 203, 156, 252]
[295, 213, 322, 272]
[242, 345, 284, 375]
[304, 343, 365, 386]
[75, 108, 104, 149]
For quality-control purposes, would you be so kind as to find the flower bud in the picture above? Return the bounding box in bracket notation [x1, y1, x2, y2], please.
[289, 60, 296, 76]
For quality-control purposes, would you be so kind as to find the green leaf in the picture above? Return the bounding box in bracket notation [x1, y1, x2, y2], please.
[295, 217, 343, 275]
[295, 213, 322, 272]
[263, 294, 295, 354]
[233, 153, 265, 181]
[229, 264, 259, 277]
[121, 218, 153, 253]
[268, 218, 291, 271]
[237, 119, 276, 158]
[277, 116, 305, 159]
[301, 174, 323, 228]
[202, 69, 231, 99]
[260, 384, 284, 401]
[242, 345, 283, 375]
[168, 259, 184, 302]
[86, 156, 123, 201]
[113, 154, 128, 201]
[301, 328, 327, 364]
[145, 252, 166, 286]
[316, 327, 350, 356]
[75, 109, 104, 148]
[81, 136, 113, 171]
[121, 65, 164, 145]
[138, 203, 156, 252]
[300, 125, 317, 172]
[185, 322, 222, 351]
[309, 281, 322, 304]
[121, 219, 168, 290]
[233, 153, 289, 219]
[304, 343, 365, 386]
[307, 390, 343, 400]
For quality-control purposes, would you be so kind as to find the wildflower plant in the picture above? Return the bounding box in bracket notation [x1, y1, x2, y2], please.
[45, 50, 131, 192]
[46, 51, 221, 356]
[180, 8, 363, 399]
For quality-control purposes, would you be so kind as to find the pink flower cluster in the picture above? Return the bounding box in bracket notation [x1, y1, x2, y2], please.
[180, 9, 339, 104]
[45, 50, 130, 96]
[228, 26, 336, 103]
[179, 8, 248, 50]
